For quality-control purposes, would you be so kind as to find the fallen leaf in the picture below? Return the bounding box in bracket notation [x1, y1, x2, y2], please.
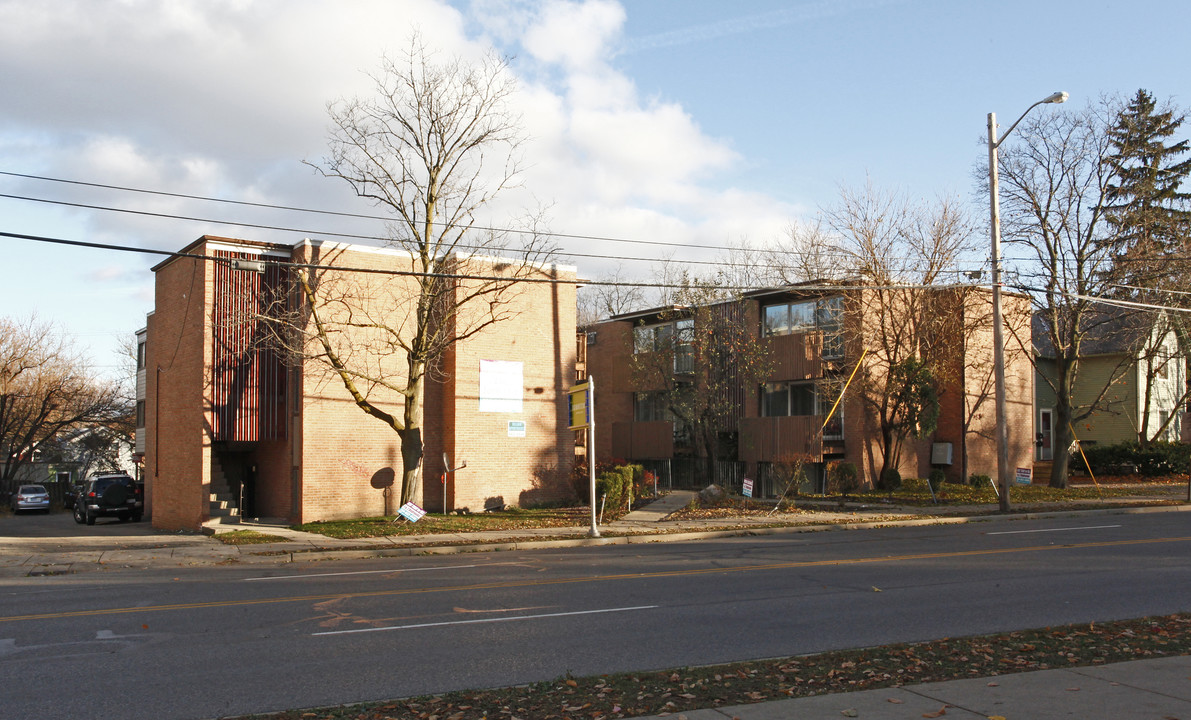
[1066, 687, 1080, 692]
[989, 716, 1007, 720]
[872, 586, 882, 592]
[887, 698, 904, 704]
[841, 710, 859, 718]
[987, 682, 999, 687]
[922, 707, 948, 718]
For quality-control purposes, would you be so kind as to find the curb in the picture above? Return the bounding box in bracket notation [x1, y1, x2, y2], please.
[237, 502, 1191, 565]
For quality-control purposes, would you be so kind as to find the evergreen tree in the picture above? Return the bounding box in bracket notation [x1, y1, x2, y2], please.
[1101, 89, 1191, 293]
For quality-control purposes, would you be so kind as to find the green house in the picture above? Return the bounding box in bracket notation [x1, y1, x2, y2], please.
[1034, 308, 1186, 461]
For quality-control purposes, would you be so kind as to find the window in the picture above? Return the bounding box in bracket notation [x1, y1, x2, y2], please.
[1158, 410, 1177, 441]
[674, 319, 694, 373]
[760, 381, 844, 439]
[633, 323, 672, 354]
[634, 319, 694, 373]
[1156, 354, 1170, 380]
[136, 340, 146, 370]
[819, 380, 844, 439]
[763, 300, 816, 337]
[136, 400, 146, 429]
[634, 392, 668, 422]
[761, 382, 815, 417]
[763, 296, 845, 357]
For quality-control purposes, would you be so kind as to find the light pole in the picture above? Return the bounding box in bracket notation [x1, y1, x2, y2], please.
[988, 91, 1067, 512]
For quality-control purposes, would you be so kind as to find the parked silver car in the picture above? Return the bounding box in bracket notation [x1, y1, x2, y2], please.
[10, 484, 51, 513]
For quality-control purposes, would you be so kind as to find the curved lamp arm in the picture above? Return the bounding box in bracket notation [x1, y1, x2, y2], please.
[994, 91, 1069, 148]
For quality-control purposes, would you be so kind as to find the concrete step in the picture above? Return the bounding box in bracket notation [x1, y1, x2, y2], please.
[209, 504, 240, 517]
[201, 515, 241, 536]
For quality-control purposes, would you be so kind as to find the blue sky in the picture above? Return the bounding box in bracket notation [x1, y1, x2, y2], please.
[1, 0, 1188, 380]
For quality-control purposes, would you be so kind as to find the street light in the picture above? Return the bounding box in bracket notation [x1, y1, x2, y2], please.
[988, 91, 1068, 512]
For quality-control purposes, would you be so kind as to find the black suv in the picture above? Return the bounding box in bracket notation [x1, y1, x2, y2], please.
[73, 472, 143, 525]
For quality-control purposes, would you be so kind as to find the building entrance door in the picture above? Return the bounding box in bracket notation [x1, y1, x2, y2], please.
[1039, 409, 1054, 461]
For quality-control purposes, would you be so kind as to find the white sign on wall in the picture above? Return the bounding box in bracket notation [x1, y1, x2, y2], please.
[508, 420, 526, 437]
[478, 360, 523, 413]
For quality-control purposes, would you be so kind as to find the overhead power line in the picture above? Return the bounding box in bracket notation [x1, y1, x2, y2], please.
[0, 191, 751, 271]
[0, 170, 745, 253]
[0, 229, 989, 295]
[0, 170, 999, 268]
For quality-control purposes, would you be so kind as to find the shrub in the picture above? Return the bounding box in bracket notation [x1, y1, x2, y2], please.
[595, 464, 641, 511]
[928, 469, 946, 491]
[1078, 441, 1191, 477]
[968, 474, 991, 488]
[878, 467, 902, 491]
[827, 461, 860, 496]
[901, 477, 927, 492]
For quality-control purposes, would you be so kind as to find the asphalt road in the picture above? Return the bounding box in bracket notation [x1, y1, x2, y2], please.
[1, 512, 1189, 720]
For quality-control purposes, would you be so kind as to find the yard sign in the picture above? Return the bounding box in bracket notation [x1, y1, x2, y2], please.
[397, 501, 427, 523]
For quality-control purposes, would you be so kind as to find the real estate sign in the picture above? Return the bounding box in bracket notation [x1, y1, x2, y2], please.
[568, 381, 590, 430]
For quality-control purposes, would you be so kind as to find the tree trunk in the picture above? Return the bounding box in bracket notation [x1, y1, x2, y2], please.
[399, 368, 425, 505]
[1050, 406, 1073, 489]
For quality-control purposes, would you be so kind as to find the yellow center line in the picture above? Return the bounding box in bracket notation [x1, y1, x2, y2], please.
[4, 535, 1189, 624]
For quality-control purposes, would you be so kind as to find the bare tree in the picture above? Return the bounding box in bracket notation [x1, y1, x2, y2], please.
[272, 36, 557, 505]
[630, 279, 773, 487]
[995, 100, 1133, 487]
[577, 263, 647, 328]
[765, 218, 849, 285]
[715, 237, 777, 290]
[0, 317, 125, 488]
[785, 184, 979, 485]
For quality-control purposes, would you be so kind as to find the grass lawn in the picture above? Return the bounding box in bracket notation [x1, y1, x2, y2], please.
[214, 530, 291, 545]
[291, 479, 1184, 540]
[292, 505, 601, 539]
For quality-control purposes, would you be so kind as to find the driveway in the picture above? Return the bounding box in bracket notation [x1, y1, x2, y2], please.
[0, 509, 212, 556]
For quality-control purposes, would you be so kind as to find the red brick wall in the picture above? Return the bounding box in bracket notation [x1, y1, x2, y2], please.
[147, 248, 214, 531]
[584, 287, 1035, 492]
[145, 236, 579, 528]
[584, 321, 635, 463]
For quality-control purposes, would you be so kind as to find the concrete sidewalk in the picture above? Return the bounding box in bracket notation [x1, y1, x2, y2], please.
[629, 655, 1191, 719]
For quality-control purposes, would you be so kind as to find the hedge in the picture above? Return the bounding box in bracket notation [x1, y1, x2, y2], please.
[1076, 441, 1191, 477]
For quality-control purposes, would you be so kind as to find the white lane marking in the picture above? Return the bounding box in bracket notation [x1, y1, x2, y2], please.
[245, 564, 492, 581]
[313, 605, 659, 637]
[987, 524, 1121, 536]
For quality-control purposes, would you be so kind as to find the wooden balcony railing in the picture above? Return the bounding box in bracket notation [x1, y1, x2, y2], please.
[610, 421, 675, 460]
[738, 416, 824, 463]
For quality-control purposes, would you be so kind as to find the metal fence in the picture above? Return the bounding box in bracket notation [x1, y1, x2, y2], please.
[635, 458, 747, 493]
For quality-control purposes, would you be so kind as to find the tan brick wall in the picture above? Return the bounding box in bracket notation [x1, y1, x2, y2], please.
[288, 242, 577, 521]
[443, 260, 578, 511]
[289, 242, 418, 522]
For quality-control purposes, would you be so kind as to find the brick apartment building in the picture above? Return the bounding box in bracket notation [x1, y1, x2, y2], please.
[137, 235, 577, 531]
[583, 282, 1034, 493]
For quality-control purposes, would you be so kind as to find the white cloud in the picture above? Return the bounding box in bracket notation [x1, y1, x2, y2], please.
[521, 0, 624, 69]
[0, 0, 803, 373]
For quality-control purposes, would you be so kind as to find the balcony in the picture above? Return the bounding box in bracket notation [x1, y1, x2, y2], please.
[738, 416, 825, 463]
[610, 421, 675, 460]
